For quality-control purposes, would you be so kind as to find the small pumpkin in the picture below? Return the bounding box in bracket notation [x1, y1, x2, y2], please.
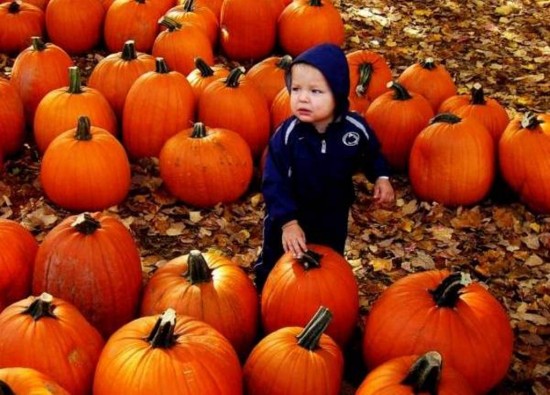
[0, 1, 44, 54]
[0, 367, 69, 394]
[261, 244, 359, 347]
[164, 0, 219, 46]
[93, 308, 243, 394]
[244, 306, 344, 395]
[186, 57, 230, 101]
[246, 54, 293, 108]
[159, 122, 253, 207]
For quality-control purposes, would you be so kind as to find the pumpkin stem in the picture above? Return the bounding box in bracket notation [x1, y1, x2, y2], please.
[419, 57, 437, 70]
[225, 67, 245, 88]
[185, 250, 213, 284]
[401, 351, 443, 395]
[71, 213, 101, 235]
[520, 112, 543, 130]
[8, 1, 21, 13]
[309, 0, 322, 6]
[276, 55, 293, 71]
[388, 81, 412, 101]
[296, 306, 333, 350]
[470, 83, 486, 105]
[67, 66, 83, 94]
[121, 40, 138, 61]
[31, 36, 47, 51]
[429, 272, 472, 308]
[0, 380, 15, 395]
[158, 16, 182, 32]
[355, 63, 374, 97]
[182, 0, 195, 12]
[23, 293, 56, 321]
[190, 122, 208, 138]
[155, 57, 170, 74]
[299, 250, 323, 270]
[147, 308, 177, 348]
[74, 116, 93, 141]
[429, 112, 461, 125]
[194, 57, 215, 77]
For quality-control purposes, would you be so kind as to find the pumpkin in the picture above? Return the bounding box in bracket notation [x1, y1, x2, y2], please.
[198, 67, 270, 158]
[244, 306, 344, 395]
[33, 66, 117, 153]
[246, 54, 293, 108]
[159, 122, 253, 207]
[261, 244, 359, 347]
[0, 292, 104, 395]
[32, 212, 143, 338]
[364, 81, 434, 172]
[219, 0, 278, 62]
[164, 0, 219, 46]
[277, 0, 345, 57]
[0, 1, 44, 54]
[0, 219, 38, 311]
[152, 16, 214, 76]
[193, 0, 222, 20]
[270, 86, 291, 132]
[140, 249, 259, 358]
[408, 113, 494, 206]
[439, 82, 510, 144]
[186, 57, 230, 101]
[397, 58, 457, 112]
[499, 112, 550, 213]
[346, 49, 392, 114]
[0, 78, 25, 169]
[356, 351, 474, 395]
[93, 308, 243, 394]
[40, 116, 131, 211]
[362, 270, 514, 394]
[122, 57, 196, 159]
[87, 40, 156, 120]
[45, 0, 104, 54]
[9, 36, 73, 126]
[1, 0, 50, 9]
[0, 367, 69, 394]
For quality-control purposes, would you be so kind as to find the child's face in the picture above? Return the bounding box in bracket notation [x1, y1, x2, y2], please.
[289, 63, 336, 132]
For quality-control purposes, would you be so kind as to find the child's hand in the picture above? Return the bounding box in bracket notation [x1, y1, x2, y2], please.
[281, 220, 307, 258]
[373, 178, 395, 207]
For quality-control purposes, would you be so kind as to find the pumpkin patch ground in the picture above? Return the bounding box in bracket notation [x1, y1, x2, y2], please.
[0, 0, 548, 394]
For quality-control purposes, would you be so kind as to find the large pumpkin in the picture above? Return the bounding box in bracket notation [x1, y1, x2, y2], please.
[0, 78, 25, 170]
[0, 292, 104, 395]
[362, 270, 514, 394]
[140, 249, 259, 358]
[32, 212, 143, 338]
[0, 367, 69, 394]
[356, 351, 474, 395]
[498, 112, 550, 214]
[159, 122, 253, 207]
[0, 1, 44, 54]
[244, 306, 344, 395]
[93, 308, 243, 394]
[261, 244, 359, 347]
[40, 116, 131, 211]
[364, 81, 434, 172]
[0, 219, 38, 311]
[408, 113, 494, 206]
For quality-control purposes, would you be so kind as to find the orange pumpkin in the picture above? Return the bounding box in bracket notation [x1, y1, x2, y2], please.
[9, 36, 73, 126]
[0, 0, 50, 9]
[0, 219, 38, 311]
[164, 0, 219, 46]
[87, 40, 156, 120]
[397, 58, 457, 112]
[0, 367, 69, 394]
[244, 306, 344, 395]
[140, 249, 259, 358]
[93, 309, 243, 394]
[356, 351, 474, 395]
[0, 1, 44, 54]
[499, 112, 550, 213]
[246, 54, 293, 108]
[40, 116, 131, 211]
[0, 293, 104, 395]
[261, 244, 359, 347]
[193, 0, 222, 20]
[409, 113, 494, 206]
[186, 57, 230, 101]
[32, 212, 143, 338]
[364, 81, 433, 172]
[270, 86, 291, 132]
[362, 270, 514, 394]
[347, 49, 392, 114]
[277, 0, 344, 57]
[0, 78, 25, 169]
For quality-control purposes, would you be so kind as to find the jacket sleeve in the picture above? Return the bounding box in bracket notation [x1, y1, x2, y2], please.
[361, 118, 392, 182]
[261, 122, 299, 227]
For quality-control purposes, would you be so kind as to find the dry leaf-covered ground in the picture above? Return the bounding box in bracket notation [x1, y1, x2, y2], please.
[1, 0, 549, 394]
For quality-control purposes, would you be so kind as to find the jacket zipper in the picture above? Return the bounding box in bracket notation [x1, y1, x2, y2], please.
[321, 139, 326, 154]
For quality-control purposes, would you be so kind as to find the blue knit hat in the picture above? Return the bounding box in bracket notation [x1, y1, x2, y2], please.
[285, 43, 350, 117]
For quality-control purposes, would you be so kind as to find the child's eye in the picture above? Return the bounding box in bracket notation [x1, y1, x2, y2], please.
[291, 87, 300, 92]
[312, 89, 322, 94]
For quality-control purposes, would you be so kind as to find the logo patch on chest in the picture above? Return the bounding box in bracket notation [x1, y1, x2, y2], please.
[342, 131, 360, 146]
